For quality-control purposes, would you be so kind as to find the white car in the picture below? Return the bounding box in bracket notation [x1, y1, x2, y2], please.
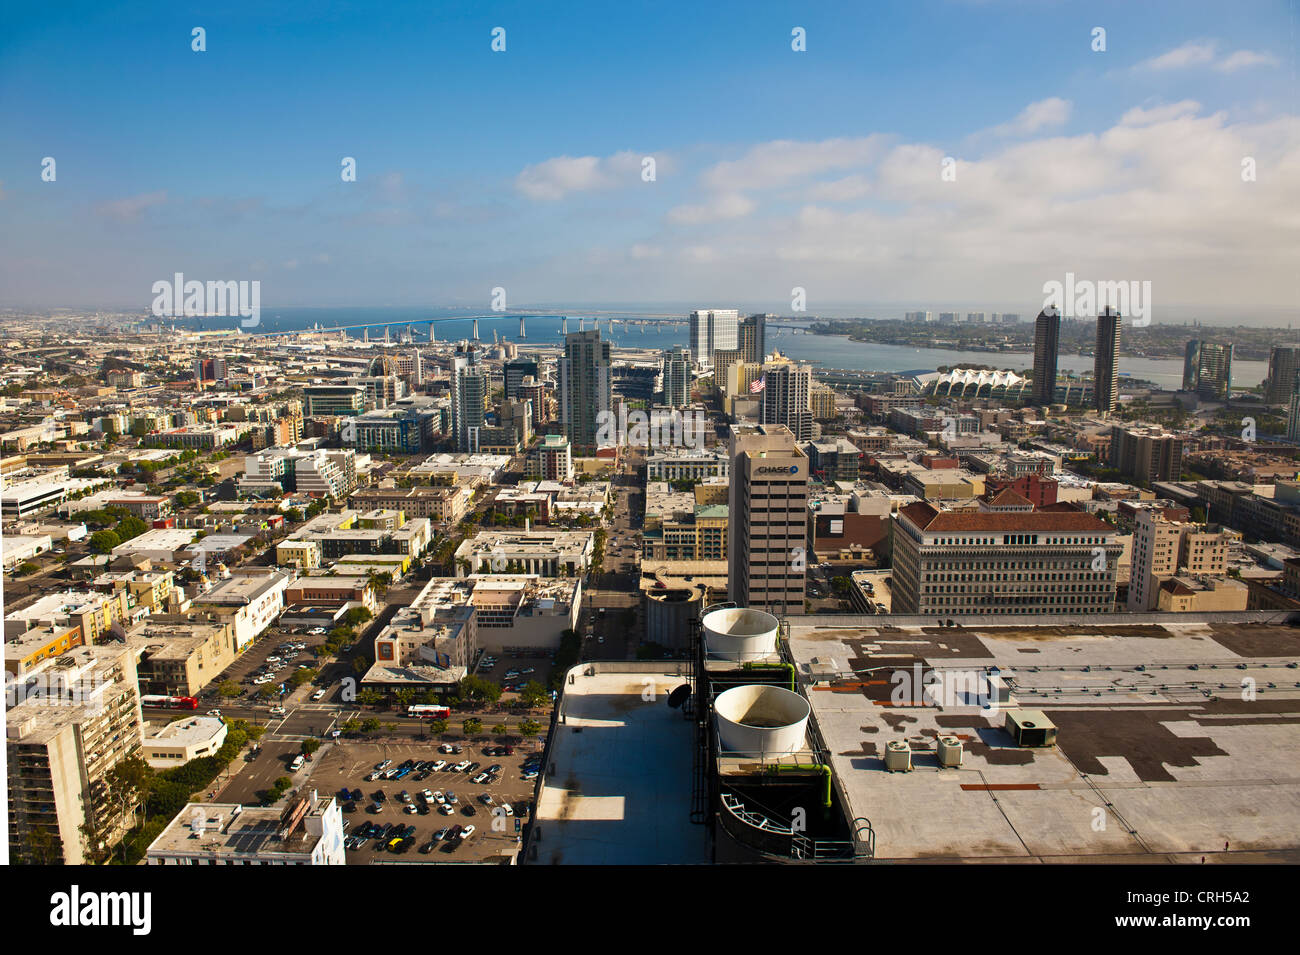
[430, 760, 447, 772]
[452, 760, 471, 773]
[290, 754, 305, 771]
[459, 825, 476, 840]
[269, 705, 286, 716]
[309, 628, 326, 635]
[311, 689, 326, 701]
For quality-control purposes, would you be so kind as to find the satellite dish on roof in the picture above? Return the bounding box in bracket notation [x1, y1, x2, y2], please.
[666, 684, 691, 709]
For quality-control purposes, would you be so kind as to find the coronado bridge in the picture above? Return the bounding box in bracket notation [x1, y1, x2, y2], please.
[239, 314, 685, 343]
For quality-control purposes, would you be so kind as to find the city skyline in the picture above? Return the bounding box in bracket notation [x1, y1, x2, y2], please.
[1, 1, 1297, 318]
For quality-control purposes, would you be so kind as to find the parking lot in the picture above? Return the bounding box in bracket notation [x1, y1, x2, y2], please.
[472, 652, 554, 696]
[306, 740, 542, 863]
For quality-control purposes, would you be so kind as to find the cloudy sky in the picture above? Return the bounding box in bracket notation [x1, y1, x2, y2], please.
[1, 0, 1296, 321]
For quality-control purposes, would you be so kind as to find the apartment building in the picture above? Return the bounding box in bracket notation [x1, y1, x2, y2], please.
[7, 643, 146, 864]
[1128, 508, 1234, 611]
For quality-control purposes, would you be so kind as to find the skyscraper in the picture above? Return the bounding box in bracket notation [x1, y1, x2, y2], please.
[1182, 340, 1233, 402]
[661, 346, 691, 408]
[1287, 371, 1300, 442]
[728, 424, 809, 614]
[738, 313, 769, 364]
[503, 357, 539, 400]
[1031, 307, 1060, 406]
[1094, 307, 1122, 415]
[559, 329, 612, 455]
[759, 360, 813, 442]
[688, 308, 739, 367]
[1265, 345, 1300, 404]
[450, 352, 489, 452]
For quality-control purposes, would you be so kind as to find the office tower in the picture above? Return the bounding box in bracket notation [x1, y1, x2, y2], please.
[1128, 508, 1233, 611]
[1288, 371, 1300, 442]
[558, 329, 612, 455]
[518, 376, 551, 428]
[504, 357, 540, 400]
[728, 424, 809, 614]
[1110, 424, 1185, 485]
[1265, 346, 1300, 404]
[1182, 340, 1233, 402]
[192, 357, 227, 384]
[450, 352, 489, 452]
[6, 643, 146, 864]
[891, 501, 1121, 615]
[1094, 307, 1122, 414]
[738, 313, 769, 363]
[1031, 307, 1061, 406]
[759, 361, 813, 442]
[661, 346, 692, 408]
[688, 308, 739, 367]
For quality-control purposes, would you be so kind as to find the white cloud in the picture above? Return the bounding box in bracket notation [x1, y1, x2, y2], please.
[701, 136, 889, 192]
[515, 150, 646, 200]
[1136, 41, 1217, 71]
[629, 243, 662, 259]
[1119, 100, 1202, 127]
[95, 190, 168, 222]
[1135, 41, 1279, 74]
[1214, 49, 1280, 73]
[989, 97, 1072, 137]
[667, 193, 755, 225]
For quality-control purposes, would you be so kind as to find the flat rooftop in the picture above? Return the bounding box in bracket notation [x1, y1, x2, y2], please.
[785, 618, 1300, 863]
[529, 665, 709, 865]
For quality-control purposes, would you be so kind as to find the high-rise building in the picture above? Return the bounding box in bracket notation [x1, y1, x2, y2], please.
[728, 424, 809, 614]
[1128, 508, 1233, 611]
[1031, 307, 1060, 406]
[192, 357, 228, 385]
[6, 642, 146, 864]
[1110, 424, 1184, 485]
[738, 313, 769, 363]
[1288, 371, 1300, 442]
[759, 360, 813, 442]
[1094, 307, 1122, 414]
[558, 329, 612, 456]
[661, 346, 691, 408]
[450, 352, 489, 452]
[1182, 340, 1233, 402]
[1265, 346, 1300, 404]
[688, 309, 739, 367]
[504, 358, 540, 400]
[891, 501, 1122, 615]
[528, 434, 575, 482]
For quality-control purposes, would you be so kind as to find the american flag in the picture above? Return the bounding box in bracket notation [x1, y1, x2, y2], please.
[750, 375, 766, 394]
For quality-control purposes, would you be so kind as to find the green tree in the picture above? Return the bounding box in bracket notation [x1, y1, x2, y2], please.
[518, 680, 549, 708]
[429, 718, 448, 735]
[492, 723, 507, 736]
[216, 680, 241, 699]
[301, 737, 321, 756]
[462, 718, 482, 736]
[519, 719, 542, 738]
[89, 529, 121, 554]
[114, 515, 149, 542]
[361, 717, 381, 734]
[174, 490, 201, 508]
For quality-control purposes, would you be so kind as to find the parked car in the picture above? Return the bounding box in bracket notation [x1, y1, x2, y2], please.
[453, 760, 470, 772]
[375, 759, 392, 770]
[471, 772, 490, 784]
[289, 754, 305, 771]
[311, 688, 326, 701]
[430, 760, 447, 772]
[459, 825, 476, 840]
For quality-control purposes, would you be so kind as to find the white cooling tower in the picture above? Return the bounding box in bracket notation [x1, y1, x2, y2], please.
[714, 684, 810, 757]
[702, 607, 780, 661]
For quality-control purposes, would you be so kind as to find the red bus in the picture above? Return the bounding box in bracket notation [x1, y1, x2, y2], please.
[140, 694, 199, 710]
[407, 705, 450, 718]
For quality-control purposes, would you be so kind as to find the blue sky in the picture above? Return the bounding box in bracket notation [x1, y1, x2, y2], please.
[1, 0, 1296, 319]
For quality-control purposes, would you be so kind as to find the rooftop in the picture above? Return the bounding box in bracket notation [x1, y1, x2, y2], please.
[529, 665, 709, 865]
[785, 617, 1300, 862]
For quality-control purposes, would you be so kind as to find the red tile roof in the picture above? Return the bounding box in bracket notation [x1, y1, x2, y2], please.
[899, 500, 1111, 533]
